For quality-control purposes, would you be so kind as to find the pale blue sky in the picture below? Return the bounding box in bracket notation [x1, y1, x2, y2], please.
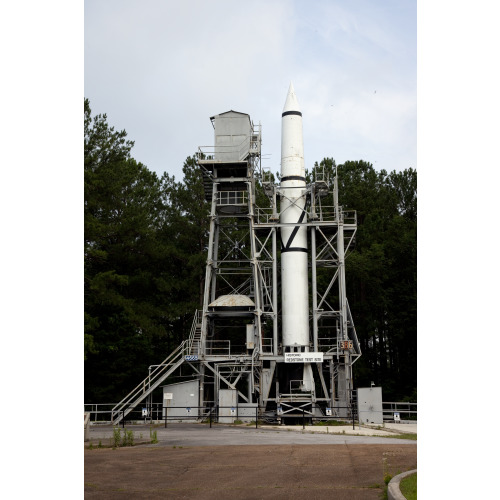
[85, 0, 416, 179]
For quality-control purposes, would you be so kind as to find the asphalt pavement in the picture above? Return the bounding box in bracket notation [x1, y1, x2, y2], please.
[87, 422, 416, 447]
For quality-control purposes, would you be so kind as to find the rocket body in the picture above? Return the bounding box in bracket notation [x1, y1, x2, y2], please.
[280, 83, 310, 351]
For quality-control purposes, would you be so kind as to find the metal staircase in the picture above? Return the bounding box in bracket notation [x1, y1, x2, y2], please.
[111, 310, 202, 425]
[111, 340, 188, 425]
[188, 310, 202, 355]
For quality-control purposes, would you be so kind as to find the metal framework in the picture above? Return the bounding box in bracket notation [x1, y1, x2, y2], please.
[193, 110, 361, 420]
[110, 111, 361, 425]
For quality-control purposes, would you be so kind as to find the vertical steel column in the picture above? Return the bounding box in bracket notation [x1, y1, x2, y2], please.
[199, 364, 205, 411]
[210, 221, 219, 302]
[200, 182, 218, 411]
[201, 182, 219, 352]
[330, 360, 335, 408]
[272, 227, 278, 355]
[248, 180, 263, 357]
[311, 225, 318, 352]
[334, 171, 352, 409]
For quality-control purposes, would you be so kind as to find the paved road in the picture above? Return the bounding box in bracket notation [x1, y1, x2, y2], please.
[88, 423, 416, 447]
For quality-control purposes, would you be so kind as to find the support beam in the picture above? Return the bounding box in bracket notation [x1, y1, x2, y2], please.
[203, 362, 249, 403]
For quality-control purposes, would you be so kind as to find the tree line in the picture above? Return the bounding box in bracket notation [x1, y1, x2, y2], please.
[84, 99, 416, 403]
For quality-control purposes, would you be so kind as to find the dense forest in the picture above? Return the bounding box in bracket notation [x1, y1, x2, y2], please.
[84, 99, 416, 404]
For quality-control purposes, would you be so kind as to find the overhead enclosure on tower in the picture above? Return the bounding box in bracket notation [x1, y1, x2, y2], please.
[212, 111, 253, 162]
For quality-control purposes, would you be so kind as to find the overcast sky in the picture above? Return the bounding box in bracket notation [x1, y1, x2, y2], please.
[85, 0, 416, 181]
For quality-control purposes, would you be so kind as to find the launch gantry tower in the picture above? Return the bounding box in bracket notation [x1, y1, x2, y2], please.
[110, 108, 361, 425]
[194, 110, 361, 420]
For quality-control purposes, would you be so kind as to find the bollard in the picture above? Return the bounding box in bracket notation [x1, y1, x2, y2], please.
[255, 406, 258, 429]
[302, 409, 305, 430]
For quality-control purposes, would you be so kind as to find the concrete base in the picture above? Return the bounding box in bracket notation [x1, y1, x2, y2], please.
[84, 412, 91, 442]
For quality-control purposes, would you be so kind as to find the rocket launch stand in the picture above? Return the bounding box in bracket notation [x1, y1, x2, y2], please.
[195, 109, 361, 421]
[110, 99, 361, 426]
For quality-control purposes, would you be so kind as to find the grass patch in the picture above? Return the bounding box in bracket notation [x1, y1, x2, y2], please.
[113, 428, 121, 448]
[150, 427, 158, 444]
[313, 420, 351, 426]
[245, 420, 264, 426]
[102, 427, 156, 448]
[399, 472, 417, 500]
[121, 429, 134, 447]
[384, 433, 417, 440]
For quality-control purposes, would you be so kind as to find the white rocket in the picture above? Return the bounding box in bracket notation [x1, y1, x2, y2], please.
[280, 82, 314, 391]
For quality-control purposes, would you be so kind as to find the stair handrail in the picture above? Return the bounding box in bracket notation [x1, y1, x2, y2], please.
[346, 300, 361, 359]
[187, 310, 202, 353]
[111, 340, 188, 420]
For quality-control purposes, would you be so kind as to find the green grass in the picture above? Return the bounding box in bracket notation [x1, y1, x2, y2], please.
[399, 472, 417, 500]
[313, 420, 351, 426]
[245, 420, 264, 426]
[150, 428, 158, 444]
[385, 433, 417, 440]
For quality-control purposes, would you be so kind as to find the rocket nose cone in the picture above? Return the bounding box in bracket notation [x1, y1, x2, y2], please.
[283, 82, 301, 113]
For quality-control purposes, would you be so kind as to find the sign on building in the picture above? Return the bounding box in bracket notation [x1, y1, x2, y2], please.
[284, 352, 324, 363]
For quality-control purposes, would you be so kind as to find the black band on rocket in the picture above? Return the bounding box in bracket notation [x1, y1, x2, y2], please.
[280, 203, 308, 252]
[281, 176, 306, 182]
[282, 110, 302, 117]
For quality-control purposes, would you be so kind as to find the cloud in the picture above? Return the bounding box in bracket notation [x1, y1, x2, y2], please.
[85, 0, 416, 178]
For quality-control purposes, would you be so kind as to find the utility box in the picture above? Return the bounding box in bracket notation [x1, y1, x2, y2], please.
[238, 403, 258, 422]
[218, 389, 237, 423]
[246, 324, 256, 349]
[162, 380, 200, 421]
[357, 387, 383, 424]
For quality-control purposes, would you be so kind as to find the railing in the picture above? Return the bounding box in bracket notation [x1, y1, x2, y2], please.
[111, 341, 188, 423]
[84, 403, 124, 423]
[217, 191, 248, 206]
[86, 400, 416, 428]
[84, 404, 358, 431]
[187, 310, 202, 354]
[314, 168, 330, 186]
[198, 140, 249, 163]
[261, 166, 274, 185]
[382, 402, 417, 421]
[261, 337, 273, 353]
[198, 127, 261, 163]
[205, 340, 231, 356]
[318, 336, 339, 352]
[253, 206, 356, 225]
